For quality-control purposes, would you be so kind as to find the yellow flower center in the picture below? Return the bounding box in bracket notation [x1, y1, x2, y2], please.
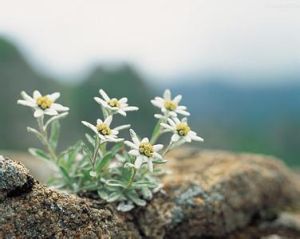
[164, 100, 177, 111]
[36, 96, 53, 110]
[176, 123, 190, 136]
[139, 142, 154, 157]
[108, 98, 120, 108]
[96, 123, 111, 136]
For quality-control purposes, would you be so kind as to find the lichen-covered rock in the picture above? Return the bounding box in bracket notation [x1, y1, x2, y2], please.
[1, 150, 300, 238]
[0, 155, 29, 190]
[0, 156, 34, 199]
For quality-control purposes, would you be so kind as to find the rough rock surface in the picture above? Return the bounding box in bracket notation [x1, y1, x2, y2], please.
[1, 150, 300, 238]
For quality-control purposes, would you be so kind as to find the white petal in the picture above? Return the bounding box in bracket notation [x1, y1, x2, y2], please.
[44, 109, 58, 116]
[99, 89, 110, 101]
[125, 141, 139, 149]
[177, 106, 187, 110]
[176, 110, 190, 116]
[167, 118, 176, 126]
[33, 90, 42, 99]
[97, 119, 103, 124]
[118, 110, 127, 116]
[129, 129, 140, 145]
[21, 91, 34, 102]
[104, 115, 113, 126]
[169, 111, 177, 117]
[153, 144, 163, 151]
[189, 131, 204, 142]
[107, 136, 123, 142]
[147, 160, 153, 173]
[141, 138, 149, 143]
[151, 100, 164, 108]
[171, 134, 181, 142]
[48, 92, 60, 101]
[134, 156, 144, 169]
[173, 95, 182, 103]
[184, 135, 192, 143]
[82, 121, 98, 134]
[160, 123, 173, 131]
[163, 89, 171, 100]
[17, 100, 36, 107]
[94, 97, 109, 107]
[111, 130, 119, 135]
[52, 103, 69, 111]
[129, 150, 139, 156]
[34, 109, 44, 118]
[154, 114, 163, 119]
[124, 106, 138, 112]
[182, 117, 188, 123]
[153, 152, 162, 160]
[114, 124, 130, 131]
[173, 117, 181, 124]
[119, 97, 128, 103]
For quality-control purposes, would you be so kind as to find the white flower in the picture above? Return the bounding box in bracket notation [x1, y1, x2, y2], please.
[81, 115, 129, 143]
[94, 89, 139, 116]
[17, 90, 69, 118]
[125, 129, 163, 172]
[161, 117, 204, 143]
[151, 89, 190, 118]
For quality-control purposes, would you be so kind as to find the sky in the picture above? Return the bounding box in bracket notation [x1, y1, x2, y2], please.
[0, 0, 300, 84]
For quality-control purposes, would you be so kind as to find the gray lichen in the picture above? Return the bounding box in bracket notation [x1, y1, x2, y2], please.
[0, 155, 30, 191]
[175, 185, 207, 206]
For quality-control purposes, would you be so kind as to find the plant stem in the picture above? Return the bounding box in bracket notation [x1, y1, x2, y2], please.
[126, 168, 137, 189]
[91, 137, 101, 168]
[150, 119, 162, 144]
[163, 141, 173, 156]
[37, 116, 58, 162]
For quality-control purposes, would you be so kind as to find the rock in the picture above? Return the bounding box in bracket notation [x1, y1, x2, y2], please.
[0, 150, 300, 238]
[0, 156, 34, 199]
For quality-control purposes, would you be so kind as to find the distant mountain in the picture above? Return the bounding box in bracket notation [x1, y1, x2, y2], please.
[168, 80, 300, 165]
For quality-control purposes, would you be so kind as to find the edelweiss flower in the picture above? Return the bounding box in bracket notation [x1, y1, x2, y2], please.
[17, 90, 69, 118]
[151, 89, 190, 118]
[125, 129, 163, 172]
[161, 117, 203, 143]
[94, 89, 139, 116]
[81, 116, 129, 143]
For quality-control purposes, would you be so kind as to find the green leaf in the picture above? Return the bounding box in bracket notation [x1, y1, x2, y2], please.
[132, 181, 157, 189]
[28, 148, 50, 160]
[27, 127, 44, 142]
[85, 133, 95, 146]
[152, 159, 168, 164]
[107, 191, 122, 202]
[49, 121, 60, 149]
[104, 179, 126, 188]
[44, 112, 68, 129]
[141, 187, 153, 200]
[59, 166, 71, 184]
[81, 142, 93, 160]
[98, 190, 109, 200]
[95, 152, 113, 172]
[126, 191, 147, 206]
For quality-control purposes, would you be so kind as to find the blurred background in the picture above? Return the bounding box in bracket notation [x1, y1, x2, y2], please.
[0, 0, 300, 166]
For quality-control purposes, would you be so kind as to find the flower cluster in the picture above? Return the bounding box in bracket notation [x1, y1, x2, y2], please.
[18, 88, 203, 211]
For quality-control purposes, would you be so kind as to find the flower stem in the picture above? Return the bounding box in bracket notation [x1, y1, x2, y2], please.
[126, 168, 137, 189]
[150, 119, 162, 144]
[37, 116, 58, 162]
[91, 136, 101, 168]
